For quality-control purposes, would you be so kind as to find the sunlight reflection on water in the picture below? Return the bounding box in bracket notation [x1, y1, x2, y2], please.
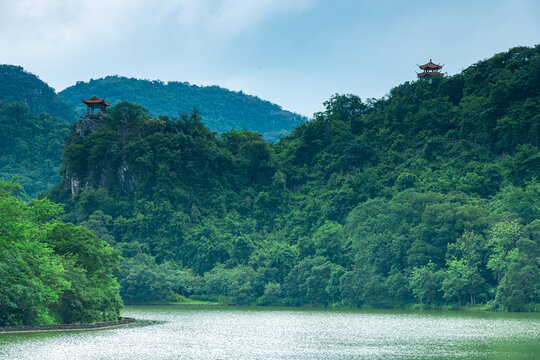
[1, 307, 539, 359]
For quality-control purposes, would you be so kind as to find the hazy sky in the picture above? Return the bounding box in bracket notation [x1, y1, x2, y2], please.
[1, 0, 539, 117]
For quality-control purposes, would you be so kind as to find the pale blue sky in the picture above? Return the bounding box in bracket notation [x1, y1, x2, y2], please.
[1, 0, 539, 117]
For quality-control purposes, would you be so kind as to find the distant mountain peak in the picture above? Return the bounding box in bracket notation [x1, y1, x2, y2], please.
[0, 64, 76, 123]
[59, 75, 307, 142]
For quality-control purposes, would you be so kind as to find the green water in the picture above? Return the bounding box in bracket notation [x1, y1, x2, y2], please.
[1, 306, 539, 359]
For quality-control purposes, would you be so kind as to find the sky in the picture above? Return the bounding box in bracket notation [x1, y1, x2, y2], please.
[1, 0, 539, 118]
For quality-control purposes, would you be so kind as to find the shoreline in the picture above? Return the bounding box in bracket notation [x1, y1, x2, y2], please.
[0, 317, 136, 335]
[125, 302, 539, 313]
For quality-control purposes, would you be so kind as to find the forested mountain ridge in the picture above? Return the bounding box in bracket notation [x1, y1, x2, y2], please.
[0, 101, 69, 196]
[0, 65, 74, 196]
[58, 76, 307, 142]
[49, 45, 539, 310]
[0, 65, 76, 123]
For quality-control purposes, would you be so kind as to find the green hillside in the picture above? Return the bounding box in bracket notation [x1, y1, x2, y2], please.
[0, 65, 76, 123]
[58, 76, 307, 142]
[0, 65, 73, 196]
[0, 101, 69, 196]
[49, 46, 539, 310]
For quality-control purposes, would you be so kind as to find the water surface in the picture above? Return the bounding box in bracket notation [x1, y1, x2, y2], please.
[1, 306, 539, 359]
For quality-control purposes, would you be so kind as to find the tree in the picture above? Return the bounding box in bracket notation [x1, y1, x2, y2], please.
[312, 221, 349, 265]
[487, 219, 524, 283]
[0, 181, 122, 325]
[44, 223, 123, 322]
[258, 282, 283, 305]
[443, 231, 488, 305]
[409, 262, 444, 305]
[284, 257, 333, 306]
[495, 253, 539, 311]
[0, 181, 69, 325]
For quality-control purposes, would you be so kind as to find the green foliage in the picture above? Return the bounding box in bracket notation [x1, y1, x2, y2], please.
[487, 220, 540, 311]
[202, 265, 261, 305]
[0, 182, 68, 325]
[0, 65, 75, 196]
[311, 221, 350, 266]
[495, 252, 539, 311]
[443, 231, 488, 305]
[0, 180, 122, 325]
[118, 252, 200, 303]
[0, 100, 69, 197]
[0, 65, 76, 123]
[487, 219, 525, 282]
[409, 262, 444, 305]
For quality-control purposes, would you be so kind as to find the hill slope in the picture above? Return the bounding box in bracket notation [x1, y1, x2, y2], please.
[0, 65, 72, 196]
[0, 101, 69, 196]
[59, 76, 307, 142]
[50, 45, 539, 310]
[0, 65, 76, 123]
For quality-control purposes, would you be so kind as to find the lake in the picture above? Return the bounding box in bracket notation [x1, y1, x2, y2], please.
[1, 306, 539, 359]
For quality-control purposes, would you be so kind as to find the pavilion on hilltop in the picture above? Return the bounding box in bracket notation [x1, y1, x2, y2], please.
[417, 59, 444, 78]
[82, 96, 111, 118]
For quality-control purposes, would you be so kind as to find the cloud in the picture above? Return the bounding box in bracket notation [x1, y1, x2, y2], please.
[0, 0, 140, 61]
[0, 0, 314, 62]
[164, 0, 315, 37]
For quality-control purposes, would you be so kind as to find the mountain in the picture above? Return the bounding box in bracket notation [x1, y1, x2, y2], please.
[0, 65, 72, 196]
[0, 65, 76, 123]
[50, 45, 539, 310]
[58, 76, 307, 142]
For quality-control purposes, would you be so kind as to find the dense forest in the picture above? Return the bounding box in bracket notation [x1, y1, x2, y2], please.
[0, 66, 75, 197]
[0, 180, 122, 326]
[0, 100, 69, 196]
[59, 76, 307, 142]
[46, 45, 539, 311]
[0, 65, 76, 123]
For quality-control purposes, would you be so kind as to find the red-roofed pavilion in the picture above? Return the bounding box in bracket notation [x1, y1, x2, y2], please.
[82, 96, 111, 118]
[417, 59, 444, 78]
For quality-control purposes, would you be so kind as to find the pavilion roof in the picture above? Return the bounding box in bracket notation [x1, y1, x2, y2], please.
[82, 96, 111, 106]
[417, 71, 444, 77]
[419, 59, 443, 70]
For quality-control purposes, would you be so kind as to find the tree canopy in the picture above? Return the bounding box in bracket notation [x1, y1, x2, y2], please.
[0, 180, 122, 326]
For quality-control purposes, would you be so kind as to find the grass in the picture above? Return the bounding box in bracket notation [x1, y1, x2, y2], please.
[173, 298, 220, 306]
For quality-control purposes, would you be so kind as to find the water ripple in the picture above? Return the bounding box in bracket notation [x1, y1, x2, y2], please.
[1, 307, 538, 359]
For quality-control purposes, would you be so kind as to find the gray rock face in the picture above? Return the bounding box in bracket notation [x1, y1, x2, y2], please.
[65, 113, 140, 197]
[75, 116, 103, 136]
[70, 176, 80, 197]
[65, 150, 138, 198]
[117, 160, 137, 193]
